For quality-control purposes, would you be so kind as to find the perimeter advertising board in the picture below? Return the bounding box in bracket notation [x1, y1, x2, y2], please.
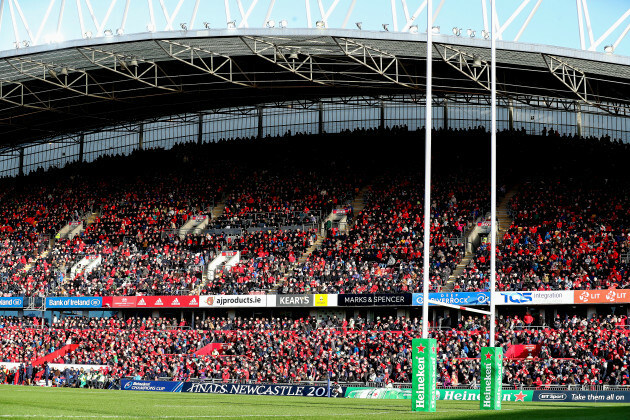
[200, 295, 268, 308]
[181, 382, 339, 397]
[121, 380, 183, 392]
[496, 291, 574, 305]
[45, 297, 102, 308]
[412, 292, 490, 306]
[532, 390, 630, 403]
[574, 289, 630, 304]
[276, 295, 313, 307]
[346, 388, 533, 402]
[0, 297, 23, 308]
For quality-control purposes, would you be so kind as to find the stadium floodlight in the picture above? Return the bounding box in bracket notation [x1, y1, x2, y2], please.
[48, 68, 57, 78]
[472, 55, 482, 68]
[84, 31, 93, 39]
[129, 58, 138, 67]
[452, 27, 461, 36]
[22, 40, 29, 47]
[604, 45, 614, 54]
[266, 20, 275, 28]
[431, 26, 440, 34]
[116, 28, 124, 36]
[104, 29, 113, 37]
[382, 23, 389, 31]
[288, 52, 299, 60]
[227, 21, 236, 29]
[180, 23, 188, 31]
[279, 19, 287, 28]
[146, 23, 155, 32]
[13, 41, 20, 49]
[467, 29, 476, 38]
[60, 67, 68, 76]
[316, 21, 325, 28]
[355, 22, 362, 30]
[203, 22, 210, 29]
[409, 25, 418, 33]
[481, 29, 490, 40]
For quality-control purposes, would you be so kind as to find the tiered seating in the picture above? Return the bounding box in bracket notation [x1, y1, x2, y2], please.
[1, 314, 628, 386]
[282, 176, 485, 293]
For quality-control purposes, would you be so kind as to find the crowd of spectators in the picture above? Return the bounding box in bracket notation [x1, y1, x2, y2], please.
[2, 126, 630, 297]
[1, 313, 628, 387]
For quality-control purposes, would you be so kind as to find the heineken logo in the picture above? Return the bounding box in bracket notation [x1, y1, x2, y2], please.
[416, 344, 425, 353]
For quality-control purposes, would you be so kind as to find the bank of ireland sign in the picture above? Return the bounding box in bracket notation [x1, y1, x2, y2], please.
[411, 338, 437, 412]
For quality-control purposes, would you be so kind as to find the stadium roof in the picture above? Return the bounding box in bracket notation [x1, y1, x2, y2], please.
[2, 28, 630, 150]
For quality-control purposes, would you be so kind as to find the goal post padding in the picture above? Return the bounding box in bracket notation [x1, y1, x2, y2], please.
[411, 338, 437, 412]
[480, 346, 503, 410]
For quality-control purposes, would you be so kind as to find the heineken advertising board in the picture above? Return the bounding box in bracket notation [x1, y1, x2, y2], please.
[411, 338, 437, 412]
[480, 347, 503, 410]
[345, 387, 533, 402]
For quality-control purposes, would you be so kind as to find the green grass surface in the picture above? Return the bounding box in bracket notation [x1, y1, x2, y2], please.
[0, 385, 628, 419]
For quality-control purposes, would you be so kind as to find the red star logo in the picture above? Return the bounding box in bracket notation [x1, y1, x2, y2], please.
[498, 353, 503, 360]
[485, 353, 493, 360]
[416, 344, 425, 353]
[514, 391, 526, 402]
[431, 346, 436, 353]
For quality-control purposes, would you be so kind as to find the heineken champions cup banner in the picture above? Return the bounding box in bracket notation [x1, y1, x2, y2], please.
[480, 347, 503, 410]
[411, 338, 437, 412]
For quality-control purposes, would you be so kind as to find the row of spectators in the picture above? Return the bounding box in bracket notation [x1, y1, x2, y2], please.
[1, 314, 627, 386]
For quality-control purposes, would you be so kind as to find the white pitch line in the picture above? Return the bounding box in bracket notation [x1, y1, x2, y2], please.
[0, 413, 397, 419]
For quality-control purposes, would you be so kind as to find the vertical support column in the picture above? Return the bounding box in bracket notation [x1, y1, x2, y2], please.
[197, 113, 204, 145]
[379, 98, 385, 130]
[78, 133, 84, 163]
[318, 101, 324, 134]
[138, 123, 144, 151]
[18, 147, 24, 177]
[443, 98, 449, 130]
[480, 347, 503, 410]
[508, 99, 514, 131]
[411, 338, 437, 412]
[576, 101, 582, 138]
[257, 105, 263, 139]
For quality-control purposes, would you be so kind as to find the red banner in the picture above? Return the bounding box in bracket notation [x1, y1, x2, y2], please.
[112, 296, 137, 308]
[574, 289, 630, 304]
[505, 344, 541, 359]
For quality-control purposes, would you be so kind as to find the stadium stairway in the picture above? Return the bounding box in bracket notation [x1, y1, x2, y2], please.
[351, 185, 371, 221]
[210, 197, 228, 220]
[443, 187, 518, 291]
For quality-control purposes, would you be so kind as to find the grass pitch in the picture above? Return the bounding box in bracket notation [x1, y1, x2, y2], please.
[0, 385, 628, 419]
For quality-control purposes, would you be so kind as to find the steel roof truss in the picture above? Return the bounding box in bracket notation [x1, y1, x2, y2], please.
[155, 39, 255, 88]
[242, 36, 334, 86]
[434, 43, 490, 91]
[0, 79, 50, 110]
[77, 47, 181, 92]
[334, 37, 419, 89]
[5, 57, 114, 100]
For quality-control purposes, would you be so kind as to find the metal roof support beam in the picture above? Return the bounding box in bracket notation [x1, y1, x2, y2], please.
[542, 54, 630, 116]
[5, 56, 114, 100]
[0, 79, 51, 110]
[242, 36, 332, 85]
[333, 37, 419, 89]
[78, 47, 181, 92]
[434, 43, 490, 91]
[155, 39, 255, 88]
